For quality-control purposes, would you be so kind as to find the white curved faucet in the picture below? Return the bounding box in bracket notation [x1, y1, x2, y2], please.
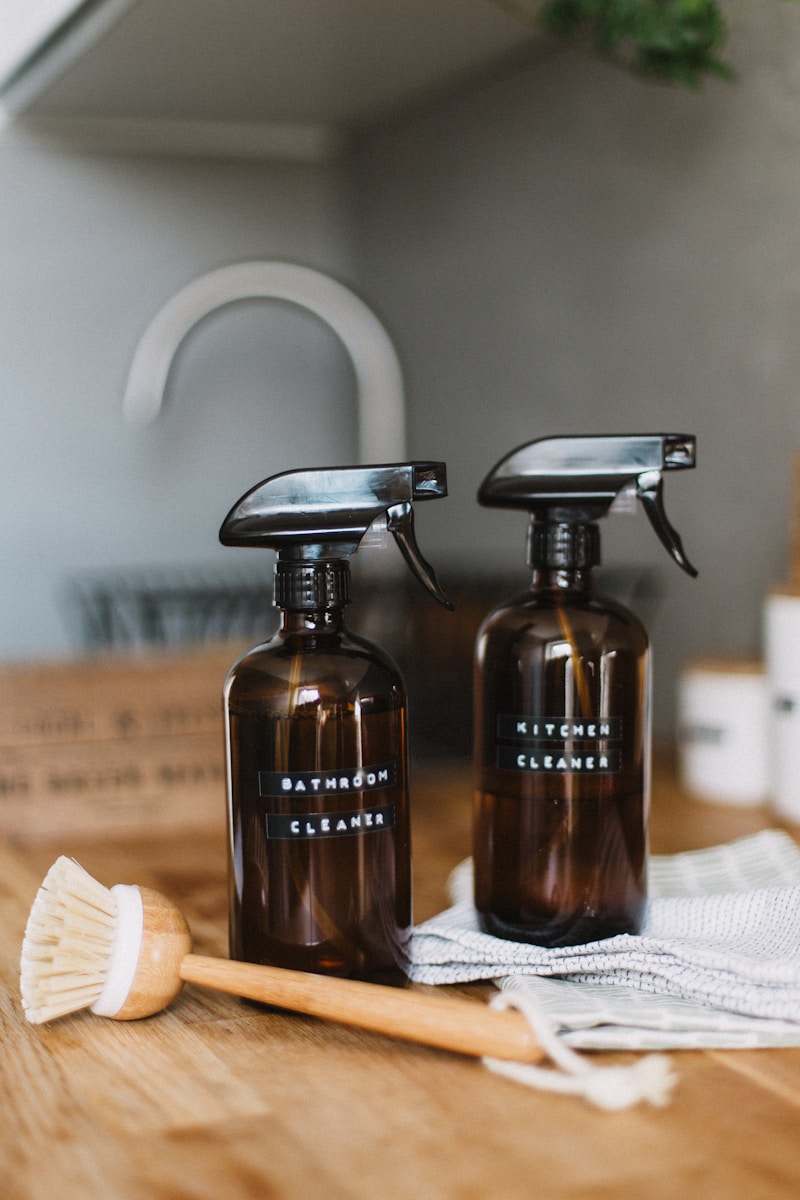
[122, 261, 407, 463]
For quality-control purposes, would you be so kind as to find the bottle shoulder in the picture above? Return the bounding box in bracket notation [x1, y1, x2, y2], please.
[224, 626, 404, 708]
[477, 588, 649, 653]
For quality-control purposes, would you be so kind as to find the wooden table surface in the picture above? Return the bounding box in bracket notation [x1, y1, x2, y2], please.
[2, 754, 800, 1200]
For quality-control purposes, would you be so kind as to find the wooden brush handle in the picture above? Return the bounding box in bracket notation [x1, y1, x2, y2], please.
[179, 954, 543, 1064]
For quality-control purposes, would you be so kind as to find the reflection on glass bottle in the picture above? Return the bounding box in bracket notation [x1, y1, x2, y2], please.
[474, 564, 650, 946]
[473, 436, 698, 947]
[226, 605, 410, 983]
[220, 463, 451, 984]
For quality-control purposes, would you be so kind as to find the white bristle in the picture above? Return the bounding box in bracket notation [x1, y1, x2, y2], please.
[20, 857, 119, 1024]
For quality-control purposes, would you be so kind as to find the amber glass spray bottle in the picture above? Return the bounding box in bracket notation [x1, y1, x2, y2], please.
[219, 463, 451, 985]
[473, 435, 698, 947]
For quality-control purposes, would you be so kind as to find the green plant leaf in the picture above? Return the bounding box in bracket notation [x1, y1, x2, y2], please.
[534, 0, 734, 86]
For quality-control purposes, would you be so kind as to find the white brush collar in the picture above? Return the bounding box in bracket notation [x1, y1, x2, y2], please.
[90, 884, 144, 1017]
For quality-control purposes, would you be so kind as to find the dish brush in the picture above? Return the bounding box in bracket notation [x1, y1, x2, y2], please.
[19, 856, 544, 1064]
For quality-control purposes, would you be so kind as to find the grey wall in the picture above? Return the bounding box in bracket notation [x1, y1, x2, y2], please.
[0, 142, 359, 656]
[351, 4, 800, 734]
[3, 3, 800, 741]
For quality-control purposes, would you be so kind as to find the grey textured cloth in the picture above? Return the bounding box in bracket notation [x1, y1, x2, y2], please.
[408, 830, 800, 1049]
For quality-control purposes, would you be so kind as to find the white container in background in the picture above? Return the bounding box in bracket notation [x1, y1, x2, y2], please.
[764, 589, 800, 822]
[677, 656, 769, 806]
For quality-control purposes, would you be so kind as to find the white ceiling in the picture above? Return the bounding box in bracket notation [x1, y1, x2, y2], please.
[1, 0, 540, 130]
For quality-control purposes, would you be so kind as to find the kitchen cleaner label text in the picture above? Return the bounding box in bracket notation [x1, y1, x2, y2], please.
[497, 715, 622, 774]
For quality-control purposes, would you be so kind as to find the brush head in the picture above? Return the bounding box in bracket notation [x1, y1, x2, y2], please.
[20, 857, 192, 1025]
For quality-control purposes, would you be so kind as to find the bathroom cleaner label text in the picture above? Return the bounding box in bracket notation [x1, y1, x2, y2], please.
[265, 803, 395, 840]
[259, 763, 396, 797]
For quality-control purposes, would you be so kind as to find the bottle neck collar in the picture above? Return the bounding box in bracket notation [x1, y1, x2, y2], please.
[274, 559, 351, 612]
[527, 519, 600, 571]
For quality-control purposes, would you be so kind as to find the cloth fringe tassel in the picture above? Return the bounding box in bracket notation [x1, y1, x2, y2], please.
[483, 990, 678, 1110]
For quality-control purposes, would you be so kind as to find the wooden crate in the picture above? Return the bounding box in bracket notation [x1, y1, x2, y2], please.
[0, 644, 244, 842]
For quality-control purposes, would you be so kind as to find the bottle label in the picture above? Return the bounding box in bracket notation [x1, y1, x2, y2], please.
[259, 763, 396, 796]
[259, 762, 397, 840]
[496, 716, 622, 774]
[265, 803, 395, 840]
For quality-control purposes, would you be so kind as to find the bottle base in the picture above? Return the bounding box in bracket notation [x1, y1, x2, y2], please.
[478, 907, 642, 948]
[230, 949, 410, 991]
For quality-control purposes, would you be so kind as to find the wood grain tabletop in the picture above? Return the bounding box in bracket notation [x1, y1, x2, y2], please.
[2, 746, 800, 1200]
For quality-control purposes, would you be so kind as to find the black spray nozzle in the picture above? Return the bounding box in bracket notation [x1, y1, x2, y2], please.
[479, 434, 697, 576]
[220, 462, 453, 608]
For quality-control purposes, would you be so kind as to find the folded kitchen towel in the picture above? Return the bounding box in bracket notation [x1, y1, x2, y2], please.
[408, 830, 800, 1050]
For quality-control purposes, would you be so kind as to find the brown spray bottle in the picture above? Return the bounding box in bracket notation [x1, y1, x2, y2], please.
[473, 435, 698, 947]
[220, 463, 451, 985]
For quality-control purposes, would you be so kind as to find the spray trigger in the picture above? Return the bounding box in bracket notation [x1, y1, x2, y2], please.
[636, 470, 697, 577]
[359, 513, 393, 553]
[386, 502, 453, 609]
[609, 483, 638, 515]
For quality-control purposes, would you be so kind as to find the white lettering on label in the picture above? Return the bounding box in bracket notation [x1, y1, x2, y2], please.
[516, 753, 610, 771]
